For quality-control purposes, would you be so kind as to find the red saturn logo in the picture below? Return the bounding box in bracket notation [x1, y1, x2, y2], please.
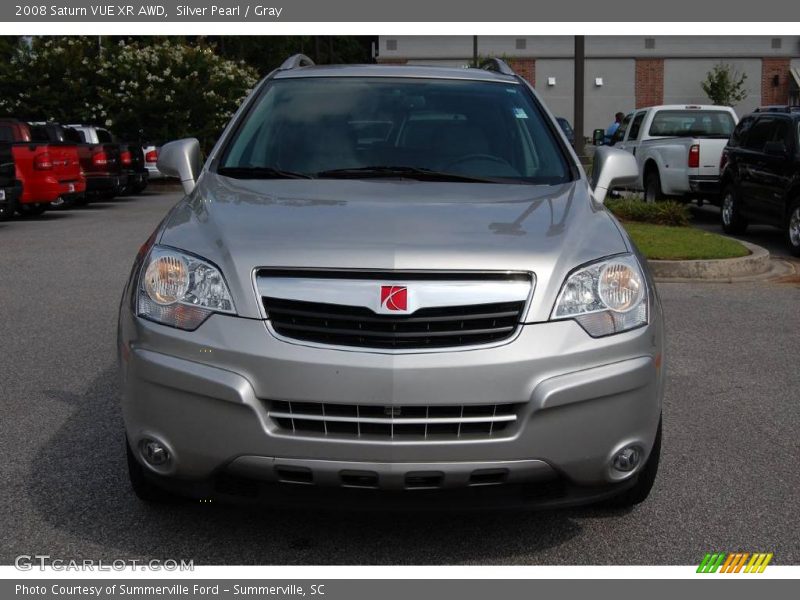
[380, 285, 408, 311]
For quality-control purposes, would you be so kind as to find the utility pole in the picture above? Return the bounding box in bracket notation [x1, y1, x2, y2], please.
[574, 35, 585, 159]
[473, 36, 478, 68]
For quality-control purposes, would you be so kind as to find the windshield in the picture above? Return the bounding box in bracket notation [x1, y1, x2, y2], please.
[219, 77, 572, 184]
[648, 110, 735, 138]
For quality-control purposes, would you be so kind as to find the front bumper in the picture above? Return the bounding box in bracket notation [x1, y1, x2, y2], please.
[119, 306, 664, 501]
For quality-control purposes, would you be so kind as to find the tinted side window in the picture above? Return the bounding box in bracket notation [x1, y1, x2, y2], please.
[729, 116, 754, 147]
[743, 118, 775, 152]
[30, 126, 50, 142]
[63, 127, 84, 143]
[0, 126, 13, 142]
[97, 129, 113, 143]
[627, 112, 646, 141]
[771, 118, 791, 146]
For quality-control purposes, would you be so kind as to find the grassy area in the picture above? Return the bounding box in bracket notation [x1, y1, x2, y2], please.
[606, 198, 690, 227]
[623, 222, 750, 260]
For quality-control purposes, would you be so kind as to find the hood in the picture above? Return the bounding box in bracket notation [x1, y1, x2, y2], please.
[159, 174, 630, 320]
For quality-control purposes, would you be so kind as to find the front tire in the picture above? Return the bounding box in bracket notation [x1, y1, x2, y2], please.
[602, 418, 662, 509]
[720, 184, 748, 234]
[785, 200, 800, 257]
[644, 170, 665, 203]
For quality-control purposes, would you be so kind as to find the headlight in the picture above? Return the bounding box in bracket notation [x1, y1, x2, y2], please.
[551, 254, 647, 337]
[137, 246, 235, 330]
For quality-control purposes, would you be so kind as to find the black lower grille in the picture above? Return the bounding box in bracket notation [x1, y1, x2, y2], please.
[268, 400, 520, 440]
[263, 297, 525, 349]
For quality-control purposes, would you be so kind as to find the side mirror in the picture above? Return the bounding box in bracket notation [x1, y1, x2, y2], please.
[764, 141, 787, 157]
[590, 146, 639, 204]
[156, 138, 202, 195]
[592, 128, 605, 146]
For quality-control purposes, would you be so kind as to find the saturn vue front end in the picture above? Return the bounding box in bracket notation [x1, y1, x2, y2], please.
[118, 57, 664, 509]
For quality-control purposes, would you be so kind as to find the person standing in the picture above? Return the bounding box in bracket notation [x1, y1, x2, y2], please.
[605, 112, 625, 145]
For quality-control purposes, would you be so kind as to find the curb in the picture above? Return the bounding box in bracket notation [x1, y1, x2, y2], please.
[650, 240, 770, 282]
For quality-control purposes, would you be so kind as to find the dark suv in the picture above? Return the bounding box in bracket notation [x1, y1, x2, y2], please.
[719, 106, 800, 255]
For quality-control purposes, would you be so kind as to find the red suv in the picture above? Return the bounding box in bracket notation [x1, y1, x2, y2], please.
[0, 119, 86, 215]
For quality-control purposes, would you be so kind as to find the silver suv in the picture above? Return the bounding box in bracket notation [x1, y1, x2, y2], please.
[118, 56, 664, 509]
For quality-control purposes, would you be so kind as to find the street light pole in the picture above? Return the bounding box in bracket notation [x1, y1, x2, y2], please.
[574, 35, 586, 159]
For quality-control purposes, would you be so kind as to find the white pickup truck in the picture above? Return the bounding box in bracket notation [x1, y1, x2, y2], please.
[610, 105, 738, 204]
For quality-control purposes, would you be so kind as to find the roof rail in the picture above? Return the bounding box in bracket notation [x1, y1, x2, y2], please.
[753, 105, 800, 113]
[278, 54, 315, 71]
[479, 58, 516, 77]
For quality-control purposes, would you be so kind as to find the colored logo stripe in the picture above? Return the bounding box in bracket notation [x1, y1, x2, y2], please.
[697, 552, 773, 573]
[744, 553, 773, 573]
[697, 553, 726, 573]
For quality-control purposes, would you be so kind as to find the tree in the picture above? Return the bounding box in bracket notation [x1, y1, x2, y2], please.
[0, 37, 259, 149]
[701, 63, 748, 107]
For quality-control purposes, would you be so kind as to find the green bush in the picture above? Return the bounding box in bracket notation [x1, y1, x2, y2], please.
[0, 37, 259, 149]
[605, 198, 691, 227]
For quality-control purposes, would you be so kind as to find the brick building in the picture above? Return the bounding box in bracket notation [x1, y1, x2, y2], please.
[376, 36, 800, 138]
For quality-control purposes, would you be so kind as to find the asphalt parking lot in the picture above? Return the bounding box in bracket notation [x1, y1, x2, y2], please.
[1, 190, 798, 565]
[691, 203, 796, 259]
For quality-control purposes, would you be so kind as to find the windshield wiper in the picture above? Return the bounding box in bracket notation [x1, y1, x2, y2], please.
[217, 166, 313, 179]
[316, 166, 499, 183]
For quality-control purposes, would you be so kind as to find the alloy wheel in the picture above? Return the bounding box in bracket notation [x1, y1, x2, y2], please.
[789, 207, 800, 247]
[722, 194, 734, 227]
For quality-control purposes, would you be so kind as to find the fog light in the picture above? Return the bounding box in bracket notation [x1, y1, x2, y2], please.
[142, 440, 170, 466]
[612, 446, 641, 472]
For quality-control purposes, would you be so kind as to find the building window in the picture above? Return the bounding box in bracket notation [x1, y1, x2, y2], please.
[386, 39, 398, 51]
[644, 38, 656, 50]
[515, 38, 527, 50]
[771, 38, 782, 49]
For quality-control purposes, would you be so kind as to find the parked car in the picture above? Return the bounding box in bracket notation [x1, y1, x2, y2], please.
[68, 124, 130, 200]
[556, 117, 575, 147]
[719, 106, 800, 255]
[30, 121, 125, 204]
[119, 142, 148, 194]
[142, 144, 166, 180]
[612, 105, 738, 203]
[0, 119, 86, 215]
[119, 56, 663, 510]
[0, 141, 23, 221]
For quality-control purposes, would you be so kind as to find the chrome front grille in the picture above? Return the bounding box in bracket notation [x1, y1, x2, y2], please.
[255, 270, 533, 351]
[263, 298, 525, 349]
[268, 400, 521, 440]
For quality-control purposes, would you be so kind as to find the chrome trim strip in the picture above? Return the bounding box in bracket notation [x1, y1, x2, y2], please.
[256, 276, 532, 315]
[268, 412, 517, 425]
